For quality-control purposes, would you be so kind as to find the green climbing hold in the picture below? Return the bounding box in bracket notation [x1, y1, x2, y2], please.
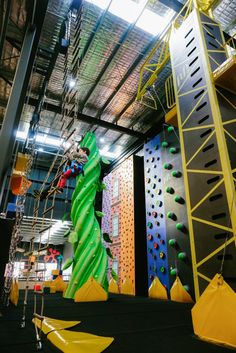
[166, 186, 174, 194]
[170, 268, 178, 276]
[178, 252, 187, 260]
[176, 223, 186, 232]
[172, 170, 182, 178]
[168, 239, 177, 247]
[161, 141, 169, 148]
[154, 144, 159, 150]
[167, 126, 174, 133]
[167, 212, 177, 221]
[169, 147, 177, 154]
[160, 266, 166, 273]
[163, 163, 173, 170]
[147, 222, 153, 229]
[174, 195, 185, 204]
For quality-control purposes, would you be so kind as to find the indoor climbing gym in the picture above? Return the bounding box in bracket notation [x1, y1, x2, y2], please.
[0, 0, 236, 352]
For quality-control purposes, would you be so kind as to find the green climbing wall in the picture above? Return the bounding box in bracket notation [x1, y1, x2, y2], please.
[64, 132, 108, 299]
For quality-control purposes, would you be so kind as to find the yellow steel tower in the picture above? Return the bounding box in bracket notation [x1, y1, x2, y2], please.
[169, 1, 236, 299]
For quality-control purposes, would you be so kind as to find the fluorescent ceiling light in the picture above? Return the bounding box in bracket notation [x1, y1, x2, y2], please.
[69, 79, 76, 88]
[100, 147, 122, 159]
[16, 130, 63, 148]
[85, 0, 174, 36]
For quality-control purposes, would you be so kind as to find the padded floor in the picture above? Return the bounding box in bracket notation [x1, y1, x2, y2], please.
[0, 291, 233, 353]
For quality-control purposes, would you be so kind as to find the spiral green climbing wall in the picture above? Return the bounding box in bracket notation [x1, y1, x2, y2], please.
[64, 132, 108, 299]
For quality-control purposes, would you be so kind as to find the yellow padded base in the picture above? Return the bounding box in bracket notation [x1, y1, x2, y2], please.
[74, 277, 108, 302]
[51, 276, 67, 292]
[48, 330, 114, 353]
[192, 274, 236, 349]
[120, 277, 134, 295]
[108, 279, 119, 294]
[148, 276, 168, 300]
[170, 276, 193, 303]
[33, 316, 80, 334]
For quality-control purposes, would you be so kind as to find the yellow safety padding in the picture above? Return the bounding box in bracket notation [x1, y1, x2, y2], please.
[52, 269, 60, 276]
[50, 286, 56, 294]
[170, 276, 193, 303]
[14, 152, 30, 173]
[74, 277, 108, 302]
[43, 281, 51, 287]
[32, 316, 81, 335]
[148, 276, 168, 300]
[51, 276, 67, 292]
[9, 279, 19, 306]
[120, 277, 134, 295]
[192, 274, 236, 349]
[48, 330, 114, 353]
[108, 279, 119, 294]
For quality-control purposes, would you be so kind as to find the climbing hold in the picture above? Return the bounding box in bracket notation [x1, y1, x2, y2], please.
[146, 159, 149, 163]
[167, 126, 174, 133]
[163, 163, 173, 170]
[149, 150, 152, 154]
[167, 212, 177, 221]
[146, 168, 150, 173]
[146, 178, 151, 183]
[154, 144, 158, 150]
[149, 274, 154, 280]
[157, 200, 163, 207]
[151, 204, 155, 209]
[152, 211, 157, 218]
[169, 147, 178, 154]
[183, 285, 190, 292]
[148, 248, 153, 254]
[160, 266, 166, 273]
[162, 141, 169, 148]
[155, 221, 160, 226]
[147, 222, 153, 229]
[168, 239, 177, 247]
[151, 194, 154, 198]
[178, 252, 187, 260]
[166, 186, 174, 194]
[172, 170, 182, 178]
[170, 268, 178, 276]
[158, 178, 161, 182]
[157, 189, 162, 195]
[174, 195, 185, 204]
[153, 242, 159, 250]
[159, 239, 165, 244]
[159, 213, 164, 218]
[153, 254, 157, 260]
[151, 157, 155, 162]
[152, 183, 156, 189]
[147, 190, 150, 193]
[147, 234, 153, 241]
[159, 251, 165, 259]
[176, 223, 186, 232]
[155, 233, 161, 238]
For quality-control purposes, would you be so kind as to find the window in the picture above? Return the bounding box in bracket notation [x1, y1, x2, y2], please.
[112, 215, 119, 237]
[113, 178, 119, 199]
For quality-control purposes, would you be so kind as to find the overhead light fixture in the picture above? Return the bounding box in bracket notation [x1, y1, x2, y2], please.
[100, 137, 105, 143]
[38, 147, 44, 152]
[69, 79, 76, 88]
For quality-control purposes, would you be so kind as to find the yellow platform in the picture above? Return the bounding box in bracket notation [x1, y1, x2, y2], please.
[192, 274, 236, 349]
[48, 330, 114, 353]
[213, 55, 236, 93]
[148, 276, 168, 300]
[74, 277, 108, 302]
[165, 105, 178, 127]
[170, 276, 193, 303]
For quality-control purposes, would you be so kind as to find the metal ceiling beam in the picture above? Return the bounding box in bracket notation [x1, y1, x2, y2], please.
[78, 0, 113, 66]
[80, 0, 148, 111]
[0, 0, 12, 60]
[0, 0, 50, 185]
[25, 96, 145, 138]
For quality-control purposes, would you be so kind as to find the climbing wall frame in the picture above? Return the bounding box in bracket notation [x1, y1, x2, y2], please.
[169, 7, 236, 299]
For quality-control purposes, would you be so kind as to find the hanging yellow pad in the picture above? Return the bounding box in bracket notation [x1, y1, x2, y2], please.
[108, 279, 119, 294]
[120, 277, 134, 295]
[148, 276, 168, 300]
[32, 316, 81, 335]
[52, 276, 67, 292]
[9, 279, 19, 306]
[192, 274, 236, 348]
[170, 276, 193, 303]
[74, 277, 108, 302]
[48, 330, 114, 353]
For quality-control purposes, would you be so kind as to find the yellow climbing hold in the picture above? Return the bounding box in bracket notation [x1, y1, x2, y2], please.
[108, 279, 119, 294]
[148, 276, 168, 300]
[192, 274, 236, 348]
[32, 316, 80, 334]
[74, 277, 108, 302]
[170, 276, 193, 303]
